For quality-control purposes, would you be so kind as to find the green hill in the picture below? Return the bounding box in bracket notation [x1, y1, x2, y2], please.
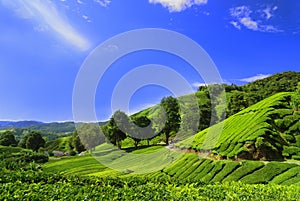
[42, 148, 300, 185]
[131, 71, 300, 137]
[177, 92, 300, 160]
[162, 153, 300, 185]
[44, 136, 73, 152]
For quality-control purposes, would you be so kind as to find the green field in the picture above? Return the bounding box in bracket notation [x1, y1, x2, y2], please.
[42, 147, 300, 185]
[1, 169, 300, 200]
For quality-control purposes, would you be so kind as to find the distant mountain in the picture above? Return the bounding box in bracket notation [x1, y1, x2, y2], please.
[27, 121, 106, 135]
[0, 121, 106, 141]
[0, 121, 43, 129]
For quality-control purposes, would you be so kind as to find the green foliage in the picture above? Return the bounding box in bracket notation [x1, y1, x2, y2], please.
[19, 131, 45, 152]
[0, 146, 48, 170]
[211, 161, 240, 182]
[160, 96, 181, 145]
[43, 155, 115, 176]
[242, 71, 300, 98]
[0, 130, 17, 146]
[222, 161, 264, 182]
[77, 123, 105, 152]
[130, 115, 154, 148]
[101, 111, 127, 149]
[271, 166, 300, 184]
[1, 169, 299, 200]
[44, 136, 73, 152]
[240, 162, 297, 184]
[71, 130, 85, 153]
[178, 92, 300, 160]
[291, 82, 300, 111]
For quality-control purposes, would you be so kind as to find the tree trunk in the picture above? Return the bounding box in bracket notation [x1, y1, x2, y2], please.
[134, 141, 138, 149]
[165, 133, 169, 145]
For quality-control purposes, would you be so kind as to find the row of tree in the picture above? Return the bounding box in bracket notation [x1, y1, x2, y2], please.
[69, 96, 181, 152]
[0, 130, 45, 151]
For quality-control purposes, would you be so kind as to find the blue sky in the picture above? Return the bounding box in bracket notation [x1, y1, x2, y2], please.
[0, 0, 299, 122]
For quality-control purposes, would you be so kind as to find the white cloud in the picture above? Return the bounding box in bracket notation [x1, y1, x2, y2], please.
[1, 0, 91, 51]
[263, 6, 272, 20]
[94, 0, 111, 8]
[240, 17, 258, 31]
[192, 82, 207, 87]
[77, 0, 83, 4]
[262, 5, 278, 20]
[82, 15, 91, 23]
[230, 21, 241, 30]
[149, 0, 208, 12]
[238, 74, 271, 83]
[229, 5, 282, 33]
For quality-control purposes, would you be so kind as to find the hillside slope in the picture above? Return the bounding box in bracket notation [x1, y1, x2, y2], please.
[162, 153, 300, 185]
[132, 71, 300, 135]
[177, 92, 300, 160]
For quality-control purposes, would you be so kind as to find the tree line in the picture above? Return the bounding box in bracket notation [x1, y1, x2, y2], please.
[0, 130, 45, 152]
[71, 96, 181, 152]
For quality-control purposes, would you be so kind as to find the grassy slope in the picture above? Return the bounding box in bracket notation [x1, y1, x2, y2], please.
[44, 136, 73, 152]
[177, 92, 300, 160]
[43, 148, 300, 185]
[43, 145, 183, 176]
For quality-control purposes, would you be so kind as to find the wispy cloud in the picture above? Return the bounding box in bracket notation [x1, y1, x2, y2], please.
[229, 5, 282, 33]
[94, 0, 111, 8]
[1, 0, 91, 51]
[149, 0, 208, 12]
[82, 15, 91, 23]
[77, 0, 83, 5]
[238, 74, 271, 83]
[230, 21, 241, 30]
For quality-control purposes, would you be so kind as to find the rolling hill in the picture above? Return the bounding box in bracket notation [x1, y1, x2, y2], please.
[0, 121, 43, 129]
[176, 92, 300, 160]
[42, 147, 300, 185]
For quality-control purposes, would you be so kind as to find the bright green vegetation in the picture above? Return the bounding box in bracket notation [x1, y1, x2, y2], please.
[177, 92, 300, 160]
[43, 155, 121, 177]
[43, 150, 300, 185]
[240, 162, 297, 184]
[162, 153, 300, 185]
[44, 136, 73, 152]
[118, 71, 300, 150]
[1, 169, 300, 201]
[43, 145, 182, 175]
[271, 166, 300, 185]
[0, 146, 48, 170]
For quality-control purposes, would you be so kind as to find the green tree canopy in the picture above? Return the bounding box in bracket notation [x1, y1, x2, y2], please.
[101, 110, 127, 149]
[72, 130, 86, 153]
[160, 96, 181, 145]
[130, 115, 154, 148]
[77, 123, 104, 152]
[291, 82, 300, 111]
[19, 131, 45, 152]
[0, 130, 17, 147]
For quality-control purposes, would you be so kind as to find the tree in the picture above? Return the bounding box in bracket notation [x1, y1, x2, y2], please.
[131, 115, 153, 148]
[0, 130, 17, 146]
[77, 123, 104, 153]
[72, 130, 86, 153]
[102, 111, 127, 149]
[160, 96, 181, 145]
[227, 91, 248, 117]
[292, 82, 300, 111]
[19, 131, 45, 152]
